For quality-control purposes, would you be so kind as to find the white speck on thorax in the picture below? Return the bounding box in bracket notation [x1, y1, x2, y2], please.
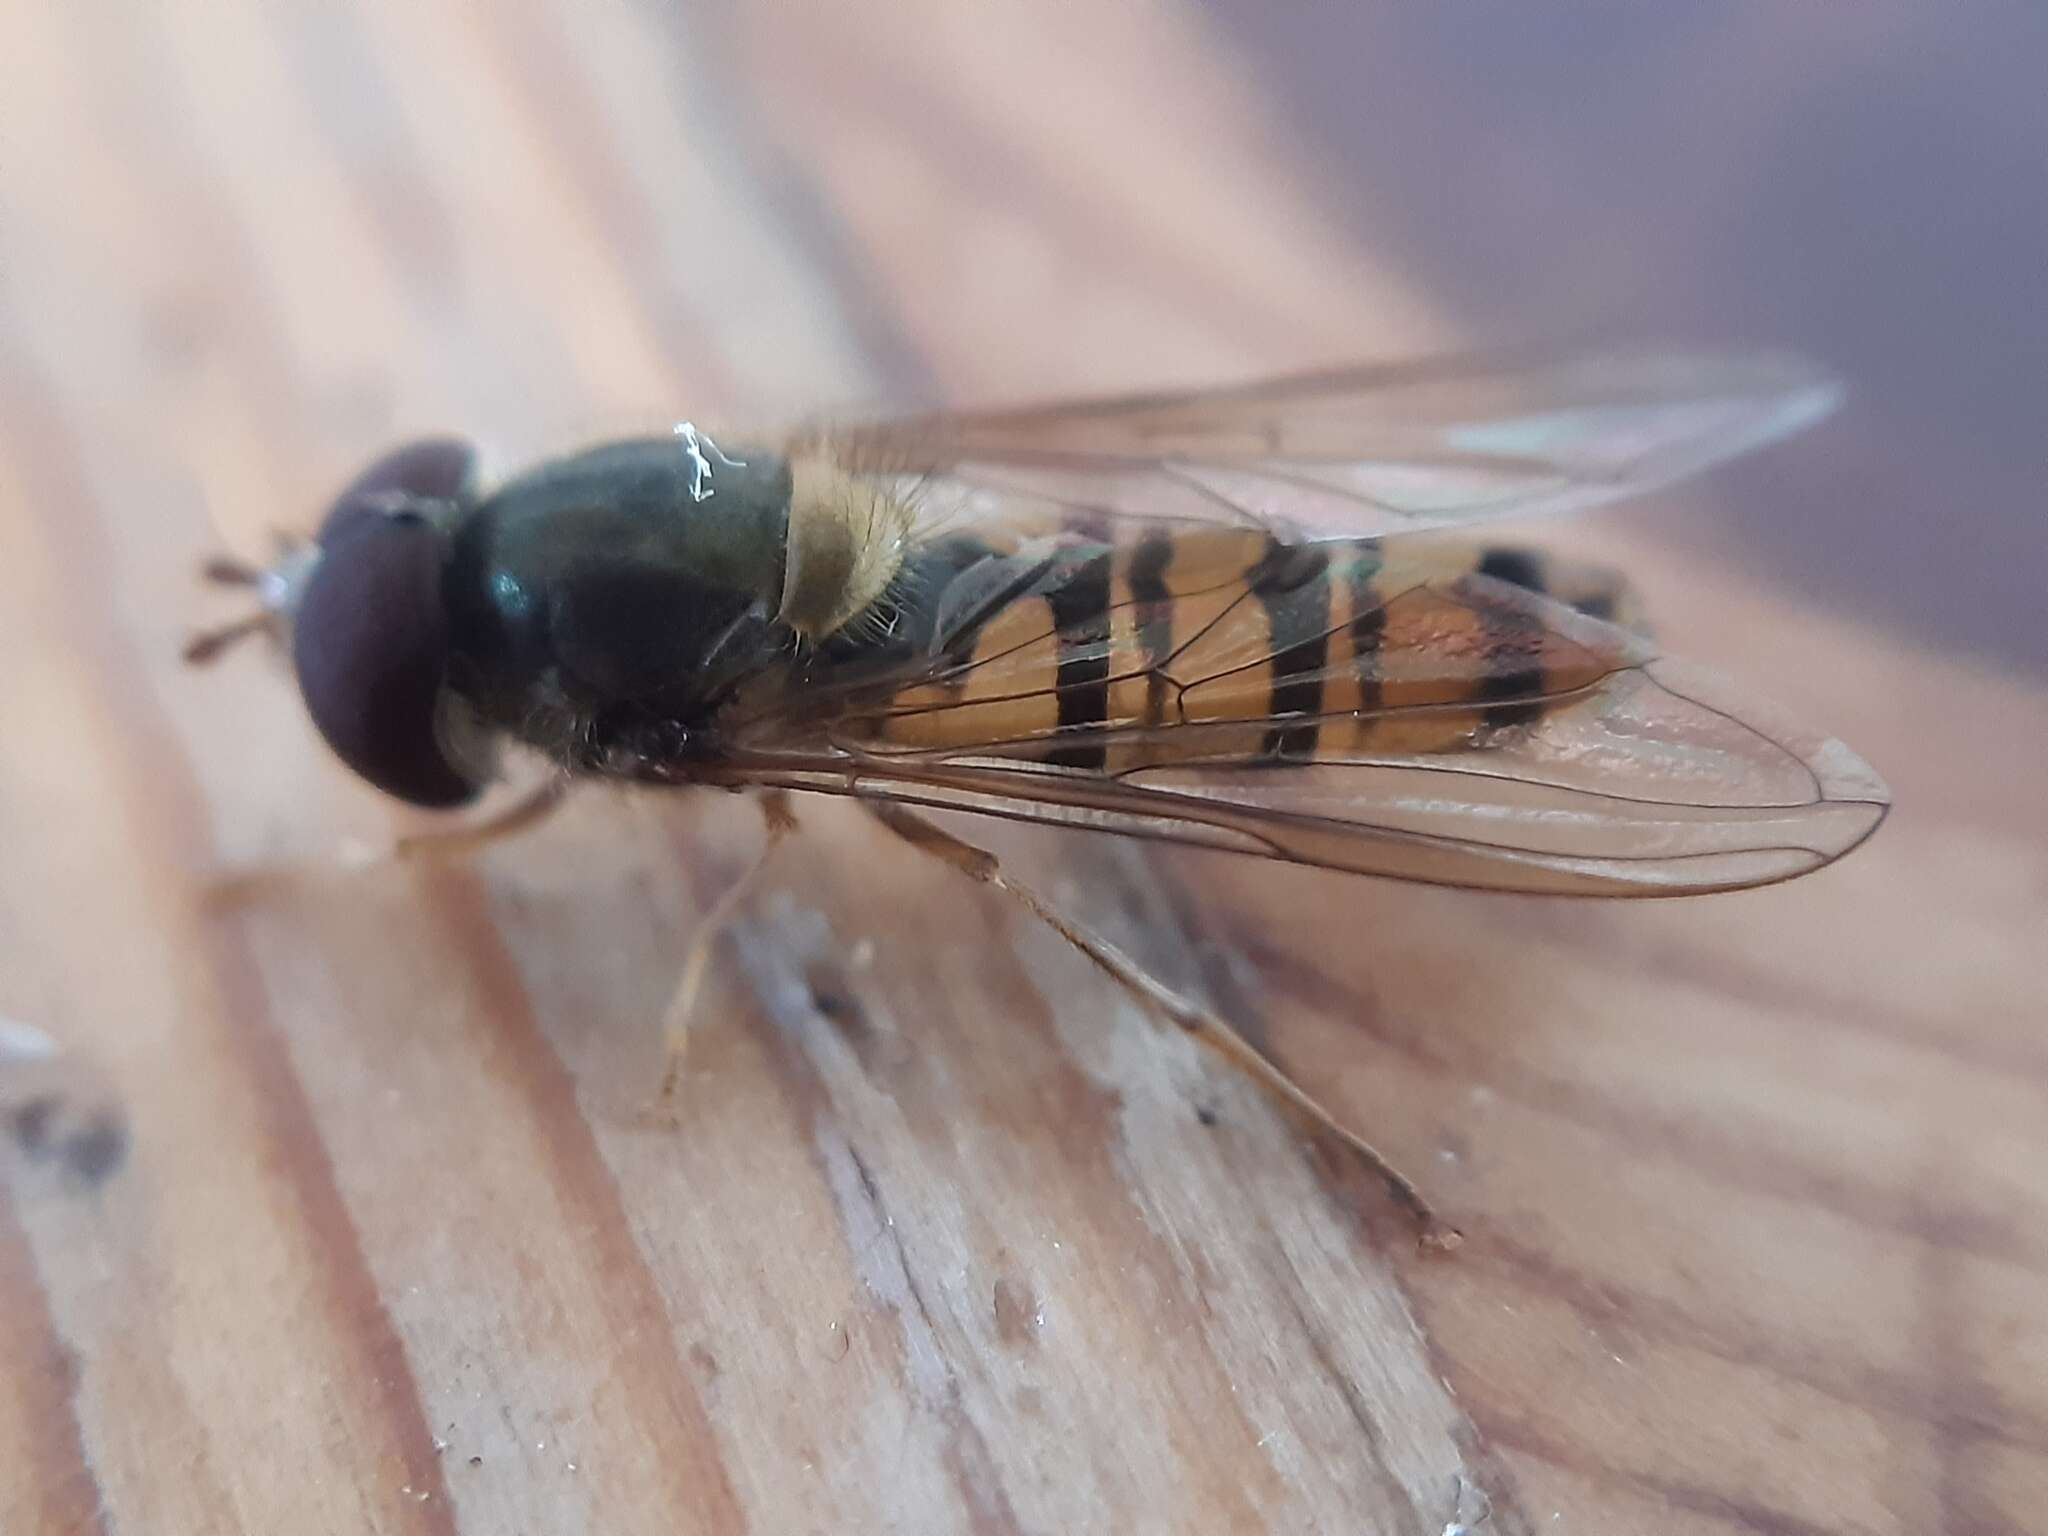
[674, 422, 747, 502]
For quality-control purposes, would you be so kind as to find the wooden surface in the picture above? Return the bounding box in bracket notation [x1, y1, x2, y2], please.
[3, 5, 2045, 1534]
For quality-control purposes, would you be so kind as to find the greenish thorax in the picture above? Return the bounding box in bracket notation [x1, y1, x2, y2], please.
[440, 433, 794, 732]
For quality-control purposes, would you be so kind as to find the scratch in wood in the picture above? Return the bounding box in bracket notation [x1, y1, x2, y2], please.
[1268, 1264, 1423, 1531]
[730, 915, 1033, 1535]
[838, 1138, 950, 1395]
[1073, 871, 1528, 1533]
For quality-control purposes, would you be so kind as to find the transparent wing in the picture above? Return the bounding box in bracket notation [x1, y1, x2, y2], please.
[818, 348, 1840, 542]
[794, 543, 1650, 759]
[704, 560, 1888, 897]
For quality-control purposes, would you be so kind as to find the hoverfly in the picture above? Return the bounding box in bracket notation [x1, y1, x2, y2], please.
[188, 350, 1889, 1247]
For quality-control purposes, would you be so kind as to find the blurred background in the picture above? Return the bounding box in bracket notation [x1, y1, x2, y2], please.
[12, 4, 2045, 675]
[1231, 7, 2048, 674]
[3, 5, 2044, 1535]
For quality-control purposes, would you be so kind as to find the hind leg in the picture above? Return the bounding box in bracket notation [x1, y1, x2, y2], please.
[863, 800, 1459, 1251]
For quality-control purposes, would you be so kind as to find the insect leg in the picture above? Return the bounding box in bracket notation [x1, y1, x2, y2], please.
[393, 773, 574, 861]
[654, 789, 798, 1108]
[195, 772, 575, 912]
[863, 801, 1459, 1252]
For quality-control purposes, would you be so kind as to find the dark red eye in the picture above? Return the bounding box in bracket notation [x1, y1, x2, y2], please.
[292, 440, 484, 808]
[317, 437, 476, 549]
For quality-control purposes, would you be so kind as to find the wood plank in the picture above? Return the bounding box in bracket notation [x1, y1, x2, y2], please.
[2, 3, 2042, 1533]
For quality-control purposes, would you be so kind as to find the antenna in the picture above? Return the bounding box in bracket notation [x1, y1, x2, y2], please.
[182, 548, 278, 664]
[200, 554, 264, 586]
[182, 611, 269, 665]
[184, 530, 315, 666]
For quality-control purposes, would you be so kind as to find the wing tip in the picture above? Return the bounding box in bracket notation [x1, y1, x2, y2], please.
[1631, 658, 1891, 884]
[1807, 732, 1891, 811]
[1618, 346, 1845, 478]
[1710, 353, 1844, 458]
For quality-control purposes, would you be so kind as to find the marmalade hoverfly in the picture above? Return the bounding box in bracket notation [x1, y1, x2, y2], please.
[188, 349, 1889, 1248]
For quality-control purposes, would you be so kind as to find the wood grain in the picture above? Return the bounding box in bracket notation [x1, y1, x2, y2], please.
[2, 4, 2043, 1534]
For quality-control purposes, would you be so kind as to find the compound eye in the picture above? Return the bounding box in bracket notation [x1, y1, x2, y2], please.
[291, 510, 483, 808]
[317, 437, 477, 548]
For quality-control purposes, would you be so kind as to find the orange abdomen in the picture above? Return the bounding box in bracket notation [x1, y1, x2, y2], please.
[859, 530, 1640, 770]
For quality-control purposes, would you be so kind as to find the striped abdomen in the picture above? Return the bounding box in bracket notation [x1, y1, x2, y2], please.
[856, 529, 1645, 770]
